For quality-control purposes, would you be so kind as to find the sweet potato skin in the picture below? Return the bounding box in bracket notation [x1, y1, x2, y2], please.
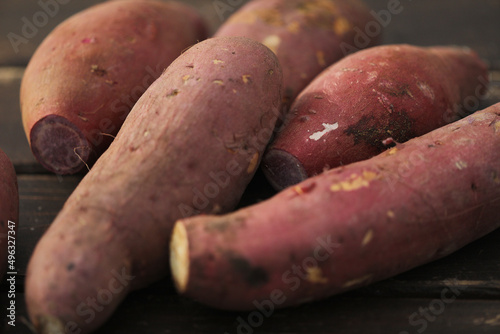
[0, 149, 19, 281]
[263, 44, 489, 190]
[171, 103, 500, 311]
[215, 0, 379, 106]
[21, 0, 208, 175]
[25, 36, 282, 334]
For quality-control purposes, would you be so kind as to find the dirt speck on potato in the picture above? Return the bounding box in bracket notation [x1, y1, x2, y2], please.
[362, 229, 374, 246]
[330, 171, 379, 192]
[247, 152, 260, 174]
[316, 51, 326, 67]
[306, 267, 328, 284]
[333, 17, 352, 35]
[90, 64, 107, 76]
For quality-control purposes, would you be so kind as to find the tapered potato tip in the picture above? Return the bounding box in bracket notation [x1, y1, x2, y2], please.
[262, 148, 308, 191]
[170, 222, 190, 294]
[29, 115, 90, 175]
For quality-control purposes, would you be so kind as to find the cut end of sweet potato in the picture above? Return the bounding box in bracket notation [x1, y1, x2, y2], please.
[30, 115, 91, 175]
[170, 222, 190, 294]
[262, 149, 308, 191]
[34, 314, 65, 334]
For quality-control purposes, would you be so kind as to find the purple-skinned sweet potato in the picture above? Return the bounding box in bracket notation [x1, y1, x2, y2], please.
[25, 36, 283, 334]
[215, 0, 380, 107]
[262, 44, 489, 190]
[21, 0, 208, 175]
[0, 149, 18, 281]
[170, 103, 500, 311]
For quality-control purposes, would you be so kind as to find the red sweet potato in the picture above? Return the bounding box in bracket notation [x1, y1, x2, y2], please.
[215, 0, 379, 106]
[170, 103, 500, 311]
[262, 44, 489, 190]
[20, 0, 208, 175]
[0, 149, 18, 281]
[25, 36, 282, 334]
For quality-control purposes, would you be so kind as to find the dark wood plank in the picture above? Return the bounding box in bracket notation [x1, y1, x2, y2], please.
[363, 0, 500, 70]
[0, 0, 235, 66]
[0, 0, 105, 66]
[3, 288, 500, 334]
[15, 174, 82, 276]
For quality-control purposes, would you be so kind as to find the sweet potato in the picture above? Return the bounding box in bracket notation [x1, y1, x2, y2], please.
[262, 44, 489, 190]
[215, 0, 379, 106]
[0, 149, 18, 281]
[170, 103, 500, 311]
[20, 0, 208, 175]
[25, 36, 282, 334]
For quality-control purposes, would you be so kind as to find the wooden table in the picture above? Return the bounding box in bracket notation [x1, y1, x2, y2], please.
[1, 0, 499, 333]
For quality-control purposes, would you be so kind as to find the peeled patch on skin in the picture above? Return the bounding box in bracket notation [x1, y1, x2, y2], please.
[309, 122, 339, 141]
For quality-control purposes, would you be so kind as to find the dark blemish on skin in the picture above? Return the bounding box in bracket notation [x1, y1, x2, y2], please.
[166, 89, 180, 98]
[186, 64, 194, 69]
[67, 263, 75, 271]
[228, 256, 269, 287]
[345, 111, 415, 150]
[471, 183, 478, 191]
[314, 95, 324, 99]
[90, 65, 107, 77]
